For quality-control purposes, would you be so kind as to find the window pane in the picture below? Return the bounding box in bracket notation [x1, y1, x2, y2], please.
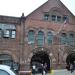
[28, 30, 35, 44]
[37, 31, 44, 46]
[68, 33, 75, 45]
[60, 33, 67, 44]
[3, 30, 10, 38]
[0, 54, 13, 67]
[57, 16, 61, 22]
[63, 16, 68, 22]
[0, 23, 16, 29]
[11, 30, 16, 38]
[47, 32, 53, 45]
[0, 29, 2, 38]
[44, 14, 49, 20]
[52, 15, 56, 21]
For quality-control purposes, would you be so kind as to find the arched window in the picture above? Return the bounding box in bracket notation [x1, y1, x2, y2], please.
[0, 54, 12, 66]
[37, 31, 44, 46]
[47, 32, 53, 45]
[60, 33, 67, 44]
[28, 30, 35, 45]
[0, 54, 20, 74]
[68, 33, 75, 45]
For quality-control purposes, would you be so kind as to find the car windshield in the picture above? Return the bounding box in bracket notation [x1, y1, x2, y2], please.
[0, 69, 10, 75]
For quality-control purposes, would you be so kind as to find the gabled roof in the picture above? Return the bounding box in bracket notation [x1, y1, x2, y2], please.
[26, 1, 48, 18]
[26, 0, 75, 18]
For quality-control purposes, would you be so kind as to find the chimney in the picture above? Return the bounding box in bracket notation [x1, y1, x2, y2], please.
[20, 13, 26, 22]
[21, 13, 24, 17]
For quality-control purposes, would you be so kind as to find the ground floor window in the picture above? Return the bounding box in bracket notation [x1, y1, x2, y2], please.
[0, 54, 20, 74]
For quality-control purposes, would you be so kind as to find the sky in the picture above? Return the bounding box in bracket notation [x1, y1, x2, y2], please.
[0, 0, 75, 17]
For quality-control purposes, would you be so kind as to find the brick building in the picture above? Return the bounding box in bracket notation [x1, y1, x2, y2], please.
[0, 0, 75, 73]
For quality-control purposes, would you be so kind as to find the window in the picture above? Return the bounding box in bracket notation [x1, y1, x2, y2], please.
[68, 33, 75, 45]
[60, 33, 67, 44]
[0, 54, 13, 67]
[11, 30, 16, 38]
[63, 16, 68, 22]
[37, 31, 44, 46]
[28, 30, 35, 45]
[57, 16, 61, 22]
[52, 15, 61, 22]
[47, 32, 53, 45]
[0, 29, 2, 38]
[52, 15, 56, 21]
[44, 14, 49, 20]
[3, 30, 10, 38]
[0, 23, 16, 39]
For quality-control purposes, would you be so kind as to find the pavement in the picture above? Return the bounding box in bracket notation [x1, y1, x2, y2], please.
[32, 69, 75, 75]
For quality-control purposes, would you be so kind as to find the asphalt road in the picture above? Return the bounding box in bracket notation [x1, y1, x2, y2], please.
[32, 69, 75, 75]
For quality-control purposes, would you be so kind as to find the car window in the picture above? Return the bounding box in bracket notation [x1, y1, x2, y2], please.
[0, 69, 10, 75]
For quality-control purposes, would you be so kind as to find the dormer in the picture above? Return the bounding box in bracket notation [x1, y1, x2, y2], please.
[43, 7, 69, 23]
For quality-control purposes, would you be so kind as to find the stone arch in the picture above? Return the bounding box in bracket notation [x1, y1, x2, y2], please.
[66, 50, 75, 65]
[0, 53, 13, 66]
[67, 31, 75, 38]
[0, 52, 20, 73]
[49, 7, 64, 15]
[46, 28, 55, 35]
[36, 27, 44, 33]
[0, 51, 18, 62]
[26, 27, 37, 34]
[25, 27, 37, 38]
[25, 27, 37, 45]
[59, 30, 68, 34]
[32, 47, 50, 55]
[30, 47, 51, 72]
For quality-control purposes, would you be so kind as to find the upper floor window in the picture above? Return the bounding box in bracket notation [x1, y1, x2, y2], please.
[44, 13, 49, 20]
[0, 23, 16, 39]
[51, 15, 61, 22]
[57, 16, 61, 22]
[3, 30, 10, 38]
[0, 29, 2, 38]
[60, 33, 67, 44]
[52, 15, 56, 21]
[68, 33, 75, 45]
[11, 30, 16, 38]
[28, 30, 35, 45]
[43, 13, 68, 23]
[37, 31, 44, 46]
[47, 32, 53, 45]
[63, 15, 68, 22]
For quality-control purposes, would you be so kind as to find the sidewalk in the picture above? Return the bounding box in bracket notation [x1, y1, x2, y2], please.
[32, 69, 75, 75]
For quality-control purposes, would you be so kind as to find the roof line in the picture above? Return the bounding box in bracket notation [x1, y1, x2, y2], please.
[26, 0, 75, 18]
[60, 0, 75, 16]
[26, 1, 48, 18]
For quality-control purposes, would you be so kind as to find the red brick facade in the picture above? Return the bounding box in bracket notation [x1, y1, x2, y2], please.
[0, 0, 75, 73]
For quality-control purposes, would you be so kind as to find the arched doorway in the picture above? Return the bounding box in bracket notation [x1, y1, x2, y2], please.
[66, 52, 75, 65]
[30, 50, 50, 73]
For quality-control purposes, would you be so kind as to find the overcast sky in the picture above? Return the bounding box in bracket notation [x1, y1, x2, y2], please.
[0, 0, 75, 17]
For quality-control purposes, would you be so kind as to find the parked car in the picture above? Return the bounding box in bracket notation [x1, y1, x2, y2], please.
[0, 65, 16, 75]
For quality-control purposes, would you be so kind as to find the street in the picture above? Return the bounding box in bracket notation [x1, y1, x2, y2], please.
[32, 69, 75, 75]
